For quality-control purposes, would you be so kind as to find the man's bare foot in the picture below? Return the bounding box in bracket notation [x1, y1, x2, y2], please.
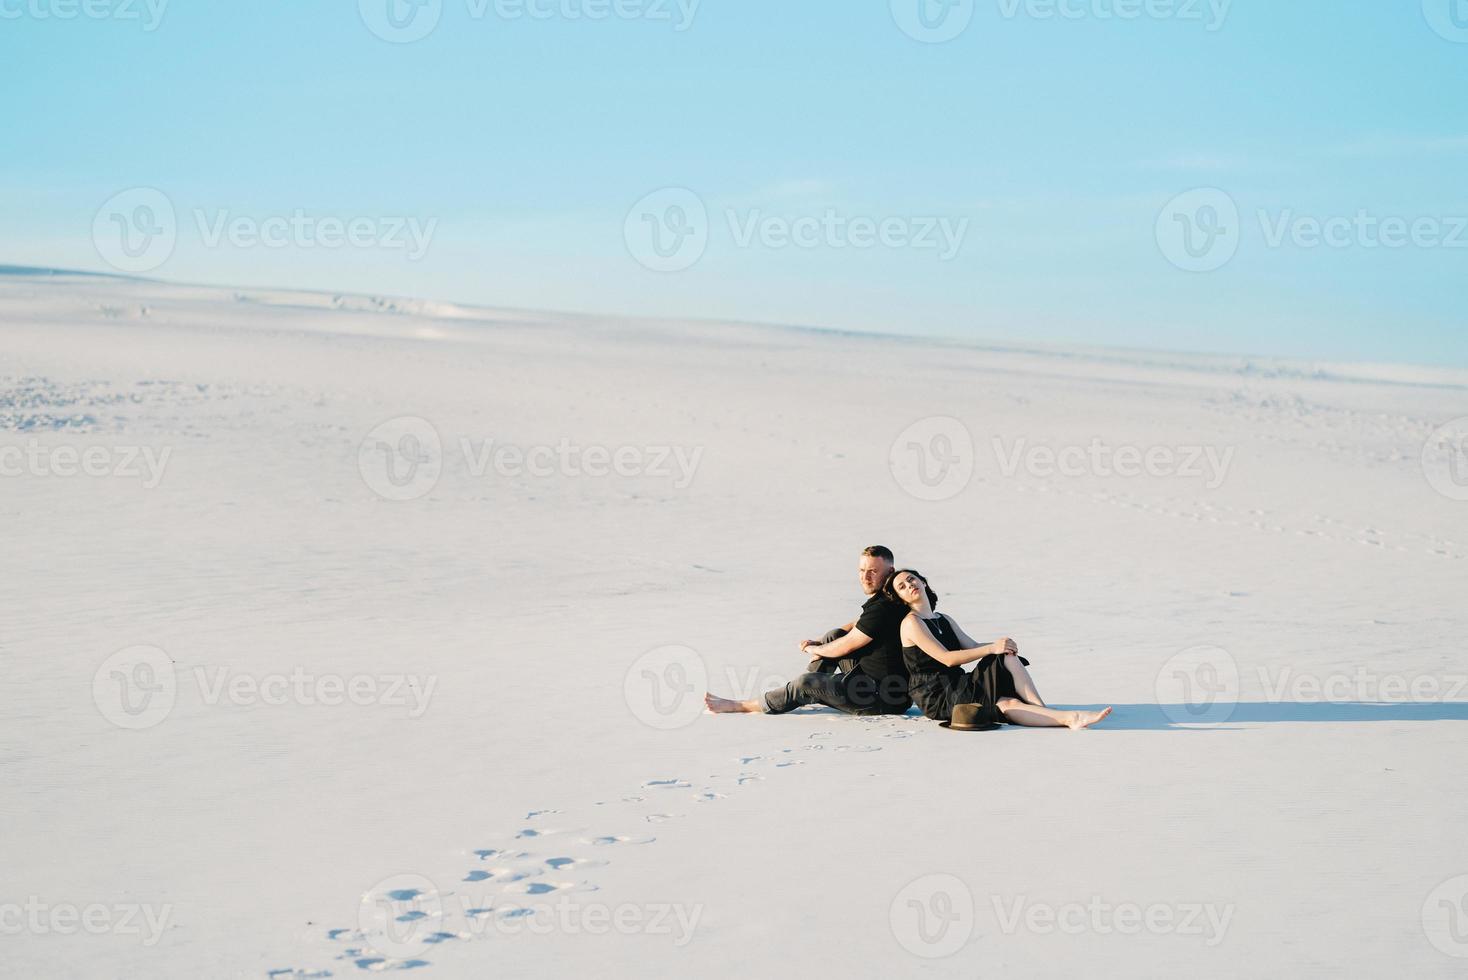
[1067, 706, 1113, 730]
[704, 693, 762, 714]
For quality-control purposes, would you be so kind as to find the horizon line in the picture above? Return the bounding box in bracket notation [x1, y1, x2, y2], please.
[5, 262, 1467, 389]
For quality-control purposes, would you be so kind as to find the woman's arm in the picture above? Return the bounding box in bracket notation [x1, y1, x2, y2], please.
[947, 616, 1019, 658]
[900, 614, 976, 669]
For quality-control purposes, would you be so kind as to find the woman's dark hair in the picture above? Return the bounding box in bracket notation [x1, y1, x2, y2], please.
[885, 568, 938, 610]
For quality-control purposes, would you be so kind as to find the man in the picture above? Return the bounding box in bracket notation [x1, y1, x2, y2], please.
[704, 545, 912, 717]
[803, 544, 897, 676]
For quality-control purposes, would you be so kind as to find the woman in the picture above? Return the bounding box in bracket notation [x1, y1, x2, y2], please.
[889, 569, 1112, 730]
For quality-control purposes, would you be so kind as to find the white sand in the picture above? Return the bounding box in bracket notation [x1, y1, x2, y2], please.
[3, 268, 1466, 977]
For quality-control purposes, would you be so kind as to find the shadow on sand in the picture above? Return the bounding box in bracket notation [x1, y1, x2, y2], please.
[1086, 701, 1468, 731]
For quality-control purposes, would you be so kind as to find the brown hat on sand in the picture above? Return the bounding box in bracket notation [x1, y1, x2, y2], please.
[940, 703, 1002, 732]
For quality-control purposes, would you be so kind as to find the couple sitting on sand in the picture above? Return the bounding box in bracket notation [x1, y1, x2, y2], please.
[704, 545, 1112, 731]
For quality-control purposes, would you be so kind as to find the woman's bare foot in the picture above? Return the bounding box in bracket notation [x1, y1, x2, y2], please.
[704, 693, 762, 714]
[1067, 706, 1113, 730]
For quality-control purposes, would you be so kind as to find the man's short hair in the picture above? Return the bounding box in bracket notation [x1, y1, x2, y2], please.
[861, 545, 894, 564]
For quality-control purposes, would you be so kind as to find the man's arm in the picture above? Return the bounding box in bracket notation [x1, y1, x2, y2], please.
[804, 620, 857, 646]
[800, 627, 874, 660]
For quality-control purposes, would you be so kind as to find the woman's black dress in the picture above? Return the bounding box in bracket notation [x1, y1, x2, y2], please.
[902, 614, 1030, 722]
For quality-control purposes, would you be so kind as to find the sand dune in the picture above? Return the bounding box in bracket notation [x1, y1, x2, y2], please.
[3, 269, 1466, 977]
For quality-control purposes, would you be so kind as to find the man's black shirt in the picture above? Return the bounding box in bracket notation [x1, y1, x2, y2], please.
[843, 592, 912, 712]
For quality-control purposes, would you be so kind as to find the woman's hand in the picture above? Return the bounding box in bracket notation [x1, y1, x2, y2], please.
[993, 637, 1018, 656]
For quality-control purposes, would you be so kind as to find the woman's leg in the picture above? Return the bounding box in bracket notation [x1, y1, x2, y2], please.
[1002, 654, 1046, 706]
[996, 698, 1112, 730]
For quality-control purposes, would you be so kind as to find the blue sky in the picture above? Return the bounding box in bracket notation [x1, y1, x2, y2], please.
[4, 1, 1467, 366]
